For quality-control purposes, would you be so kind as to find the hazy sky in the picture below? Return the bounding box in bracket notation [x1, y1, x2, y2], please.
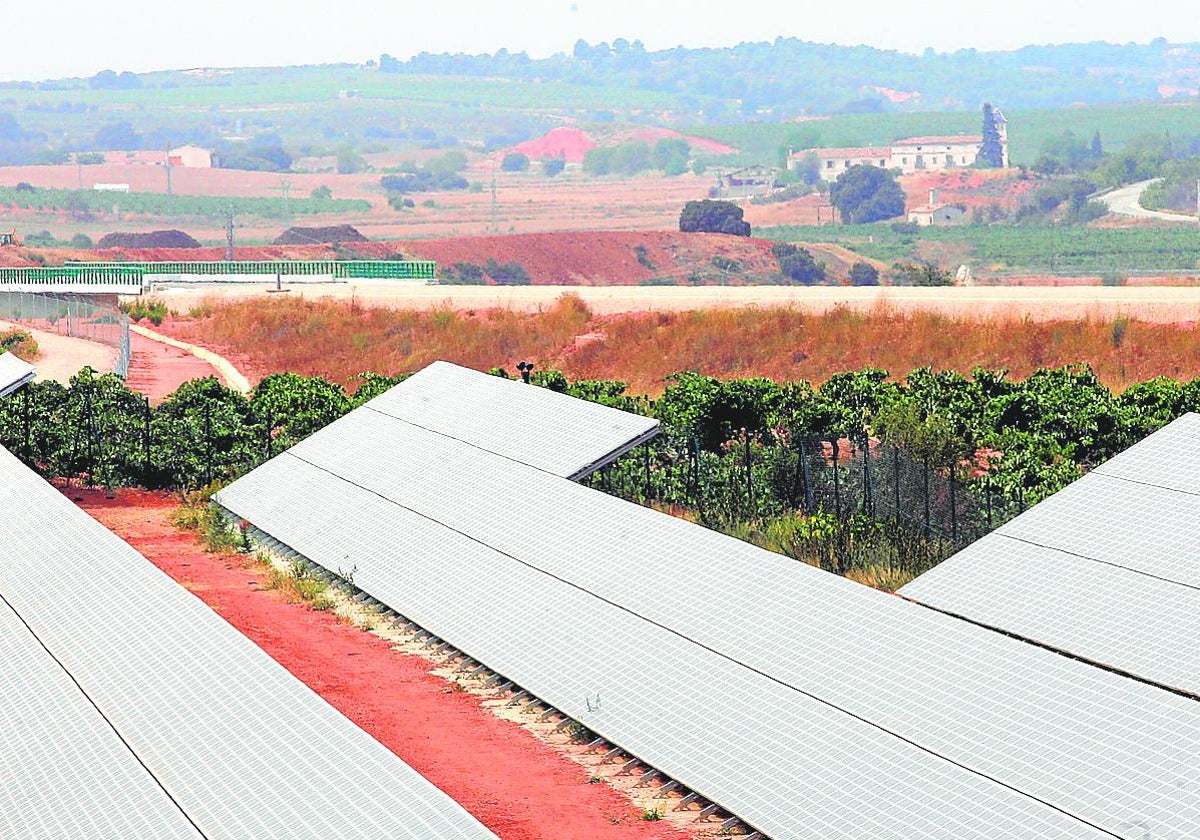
[5, 0, 1192, 81]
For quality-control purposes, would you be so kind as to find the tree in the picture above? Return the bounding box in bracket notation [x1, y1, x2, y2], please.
[93, 121, 142, 151]
[652, 138, 690, 176]
[542, 158, 565, 177]
[848, 261, 880, 286]
[335, 147, 365, 174]
[1091, 130, 1104, 159]
[829, 165, 905, 223]
[771, 243, 825, 284]
[310, 185, 333, 200]
[501, 152, 530, 172]
[979, 102, 1004, 168]
[679, 200, 751, 236]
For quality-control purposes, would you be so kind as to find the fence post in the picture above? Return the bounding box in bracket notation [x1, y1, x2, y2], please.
[832, 439, 841, 519]
[923, 456, 931, 536]
[862, 438, 873, 516]
[892, 446, 901, 518]
[986, 476, 993, 530]
[949, 469, 958, 543]
[204, 403, 213, 487]
[143, 396, 152, 486]
[22, 384, 31, 461]
[800, 439, 815, 512]
[744, 432, 753, 513]
[643, 441, 651, 501]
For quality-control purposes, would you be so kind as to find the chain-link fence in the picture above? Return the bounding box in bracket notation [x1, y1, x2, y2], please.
[0, 291, 130, 378]
[589, 433, 1026, 555]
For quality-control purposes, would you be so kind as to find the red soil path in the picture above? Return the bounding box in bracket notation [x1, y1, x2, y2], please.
[71, 486, 686, 840]
[125, 331, 225, 402]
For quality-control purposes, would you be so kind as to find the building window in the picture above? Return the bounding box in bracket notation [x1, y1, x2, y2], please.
[845, 160, 850, 167]
[826, 160, 834, 169]
[902, 157, 908, 164]
[879, 159, 886, 165]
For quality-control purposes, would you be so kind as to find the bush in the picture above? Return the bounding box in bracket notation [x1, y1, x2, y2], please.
[310, 185, 333, 200]
[849, 262, 880, 286]
[543, 157, 566, 177]
[634, 244, 657, 270]
[69, 233, 94, 249]
[439, 262, 487, 284]
[772, 242, 825, 285]
[484, 259, 531, 285]
[679, 199, 751, 236]
[501, 152, 530, 172]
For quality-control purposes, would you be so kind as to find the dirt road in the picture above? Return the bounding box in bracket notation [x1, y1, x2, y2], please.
[150, 283, 1200, 323]
[0, 319, 116, 383]
[1098, 180, 1196, 222]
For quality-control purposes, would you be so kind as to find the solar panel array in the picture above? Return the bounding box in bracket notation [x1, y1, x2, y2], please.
[0, 445, 498, 840]
[0, 351, 35, 397]
[219, 396, 1200, 840]
[901, 412, 1200, 698]
[369, 361, 659, 478]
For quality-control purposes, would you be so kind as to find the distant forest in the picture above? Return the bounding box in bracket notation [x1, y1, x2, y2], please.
[380, 37, 1200, 117]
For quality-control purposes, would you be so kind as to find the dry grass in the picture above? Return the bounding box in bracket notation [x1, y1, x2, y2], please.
[0, 328, 39, 361]
[173, 294, 1200, 395]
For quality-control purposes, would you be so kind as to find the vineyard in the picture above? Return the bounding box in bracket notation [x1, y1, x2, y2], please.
[3, 361, 1194, 588]
[0, 186, 371, 220]
[760, 223, 1200, 273]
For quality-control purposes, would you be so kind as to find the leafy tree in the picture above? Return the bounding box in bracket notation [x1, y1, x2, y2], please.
[310, 185, 333, 200]
[1091, 130, 1104, 158]
[483, 258, 531, 285]
[829, 165, 905, 223]
[93, 121, 142, 151]
[848, 262, 880, 286]
[335, 147, 366, 174]
[893, 260, 953, 286]
[771, 243, 825, 285]
[979, 102, 1005, 168]
[652, 138, 690, 176]
[542, 157, 565, 177]
[0, 112, 22, 143]
[679, 199, 751, 236]
[501, 152, 530, 172]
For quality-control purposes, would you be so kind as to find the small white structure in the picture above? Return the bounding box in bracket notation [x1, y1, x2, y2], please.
[166, 145, 213, 168]
[908, 189, 967, 226]
[93, 183, 130, 193]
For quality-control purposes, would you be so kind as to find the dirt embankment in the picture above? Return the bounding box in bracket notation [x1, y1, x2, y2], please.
[8, 231, 792, 285]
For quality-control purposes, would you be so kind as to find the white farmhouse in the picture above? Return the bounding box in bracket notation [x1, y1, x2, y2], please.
[789, 109, 1009, 181]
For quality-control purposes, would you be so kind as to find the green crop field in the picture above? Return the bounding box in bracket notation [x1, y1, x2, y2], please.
[0, 185, 370, 220]
[689, 101, 1200, 167]
[759, 223, 1200, 273]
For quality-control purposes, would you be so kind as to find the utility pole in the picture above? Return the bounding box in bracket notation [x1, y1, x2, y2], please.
[164, 144, 173, 196]
[75, 153, 83, 189]
[489, 161, 498, 234]
[225, 207, 235, 262]
[273, 177, 293, 226]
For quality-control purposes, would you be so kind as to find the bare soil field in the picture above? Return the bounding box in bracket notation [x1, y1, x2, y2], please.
[74, 486, 692, 840]
[0, 162, 712, 242]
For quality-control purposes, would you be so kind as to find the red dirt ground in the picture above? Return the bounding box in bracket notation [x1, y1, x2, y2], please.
[509, 128, 599, 163]
[6, 230, 788, 285]
[71, 486, 687, 840]
[125, 331, 225, 403]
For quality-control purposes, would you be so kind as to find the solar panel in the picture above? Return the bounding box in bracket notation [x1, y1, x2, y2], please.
[1091, 412, 1200, 495]
[0, 445, 498, 840]
[221, 406, 1200, 839]
[367, 361, 659, 478]
[220, 454, 1109, 840]
[0, 351, 35, 397]
[0, 600, 204, 840]
[901, 413, 1200, 697]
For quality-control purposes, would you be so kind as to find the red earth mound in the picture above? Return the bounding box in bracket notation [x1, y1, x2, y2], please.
[510, 128, 599, 163]
[610, 127, 738, 156]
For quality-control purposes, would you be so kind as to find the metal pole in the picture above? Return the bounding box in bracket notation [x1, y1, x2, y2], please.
[832, 439, 841, 519]
[923, 457, 931, 535]
[744, 432, 752, 512]
[643, 442, 651, 501]
[204, 402, 213, 486]
[143, 396, 151, 485]
[949, 470, 958, 543]
[892, 446, 901, 518]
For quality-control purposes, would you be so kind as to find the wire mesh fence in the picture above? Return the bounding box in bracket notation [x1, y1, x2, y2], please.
[586, 433, 1026, 569]
[0, 291, 130, 378]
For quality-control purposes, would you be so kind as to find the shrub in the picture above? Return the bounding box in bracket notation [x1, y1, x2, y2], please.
[484, 258, 531, 285]
[772, 243, 825, 285]
[633, 243, 656, 270]
[679, 199, 751, 236]
[501, 152, 530, 172]
[439, 262, 487, 285]
[849, 262, 880, 286]
[542, 157, 566, 177]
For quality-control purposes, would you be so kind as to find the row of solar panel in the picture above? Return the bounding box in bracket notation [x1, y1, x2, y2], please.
[0, 352, 35, 397]
[901, 412, 1200, 698]
[0, 445, 498, 840]
[218, 364, 1200, 840]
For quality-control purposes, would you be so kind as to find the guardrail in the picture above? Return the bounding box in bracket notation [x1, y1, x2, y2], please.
[0, 266, 147, 294]
[67, 260, 437, 280]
